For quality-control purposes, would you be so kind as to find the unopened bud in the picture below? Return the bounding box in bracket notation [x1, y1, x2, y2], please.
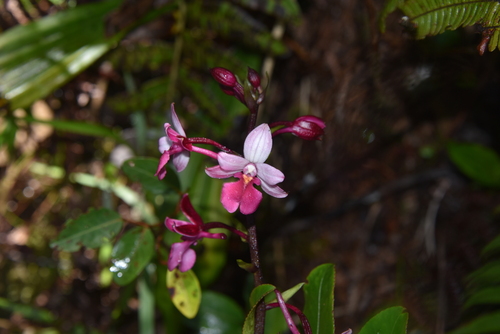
[291, 116, 326, 140]
[210, 67, 237, 87]
[247, 67, 261, 88]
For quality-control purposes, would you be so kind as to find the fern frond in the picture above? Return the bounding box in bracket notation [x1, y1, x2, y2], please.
[380, 0, 500, 54]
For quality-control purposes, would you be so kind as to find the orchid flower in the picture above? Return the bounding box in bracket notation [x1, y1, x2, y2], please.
[205, 123, 287, 215]
[155, 103, 191, 180]
[166, 194, 227, 272]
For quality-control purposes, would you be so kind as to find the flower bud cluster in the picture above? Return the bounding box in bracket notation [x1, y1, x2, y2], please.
[210, 67, 265, 110]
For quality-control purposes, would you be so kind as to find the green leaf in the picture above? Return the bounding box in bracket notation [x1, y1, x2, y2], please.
[448, 142, 500, 187]
[464, 287, 500, 309]
[358, 306, 408, 334]
[303, 263, 335, 334]
[122, 157, 180, 194]
[110, 227, 155, 285]
[380, 0, 500, 53]
[70, 172, 158, 225]
[449, 311, 500, 334]
[267, 282, 304, 304]
[233, 0, 301, 20]
[138, 271, 155, 334]
[0, 297, 56, 324]
[51, 208, 123, 252]
[243, 284, 276, 334]
[0, 0, 123, 110]
[482, 234, 500, 257]
[193, 291, 245, 334]
[24, 116, 125, 143]
[467, 261, 500, 286]
[166, 269, 202, 319]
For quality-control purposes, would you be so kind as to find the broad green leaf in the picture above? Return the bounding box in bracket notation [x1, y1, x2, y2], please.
[449, 311, 500, 334]
[482, 234, 500, 257]
[167, 269, 201, 319]
[467, 261, 500, 286]
[0, 297, 56, 324]
[122, 157, 180, 194]
[0, 0, 123, 110]
[24, 116, 125, 143]
[448, 142, 500, 187]
[303, 263, 335, 334]
[358, 306, 408, 334]
[243, 284, 276, 334]
[193, 291, 245, 334]
[267, 282, 305, 304]
[464, 287, 500, 309]
[51, 208, 123, 252]
[111, 227, 155, 285]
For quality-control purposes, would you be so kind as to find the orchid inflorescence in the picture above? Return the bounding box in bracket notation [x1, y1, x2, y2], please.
[158, 67, 325, 334]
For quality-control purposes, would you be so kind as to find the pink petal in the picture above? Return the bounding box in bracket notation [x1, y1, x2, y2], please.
[179, 194, 203, 227]
[218, 152, 248, 172]
[205, 165, 238, 179]
[170, 103, 186, 137]
[260, 180, 288, 198]
[168, 241, 193, 271]
[256, 163, 284, 185]
[179, 248, 196, 272]
[220, 179, 244, 213]
[220, 175, 263, 215]
[239, 182, 263, 215]
[155, 151, 171, 180]
[172, 151, 190, 172]
[244, 124, 272, 163]
[159, 136, 171, 153]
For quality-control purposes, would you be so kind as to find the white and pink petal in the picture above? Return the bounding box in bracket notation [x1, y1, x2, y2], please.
[243, 124, 272, 163]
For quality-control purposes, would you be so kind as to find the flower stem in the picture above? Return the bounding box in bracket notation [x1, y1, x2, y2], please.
[246, 214, 266, 334]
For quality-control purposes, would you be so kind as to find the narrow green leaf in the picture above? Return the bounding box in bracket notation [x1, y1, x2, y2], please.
[358, 306, 408, 334]
[449, 311, 500, 334]
[464, 287, 500, 309]
[111, 227, 155, 285]
[193, 291, 245, 334]
[0, 297, 56, 324]
[303, 263, 335, 334]
[448, 142, 500, 187]
[243, 284, 276, 334]
[166, 269, 202, 319]
[482, 234, 500, 257]
[24, 116, 125, 143]
[467, 261, 500, 286]
[0, 0, 123, 109]
[122, 157, 180, 194]
[138, 272, 155, 334]
[51, 208, 123, 252]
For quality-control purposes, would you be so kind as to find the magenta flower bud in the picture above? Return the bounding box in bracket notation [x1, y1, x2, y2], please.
[291, 116, 326, 140]
[247, 67, 261, 88]
[210, 67, 237, 87]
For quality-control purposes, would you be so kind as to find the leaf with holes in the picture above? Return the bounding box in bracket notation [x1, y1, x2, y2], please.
[166, 269, 201, 319]
[51, 208, 123, 252]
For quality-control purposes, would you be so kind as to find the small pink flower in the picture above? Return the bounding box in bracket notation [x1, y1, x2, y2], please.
[205, 124, 287, 215]
[166, 194, 226, 272]
[155, 103, 190, 180]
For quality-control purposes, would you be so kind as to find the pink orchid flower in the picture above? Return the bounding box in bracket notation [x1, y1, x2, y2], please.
[166, 194, 226, 272]
[155, 103, 190, 180]
[205, 123, 287, 215]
